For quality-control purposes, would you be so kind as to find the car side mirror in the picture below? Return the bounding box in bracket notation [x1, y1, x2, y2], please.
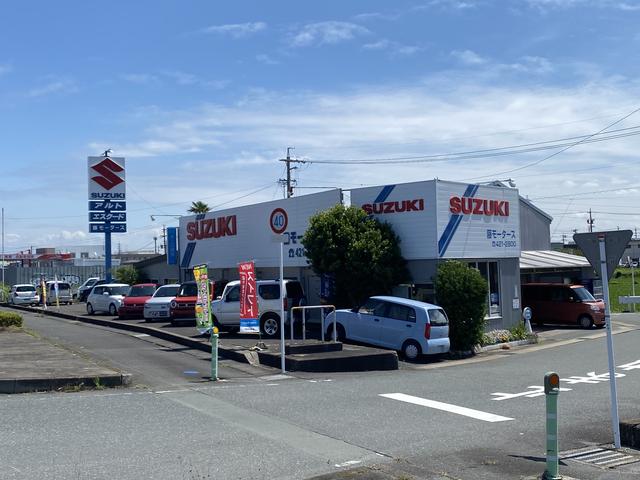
[103, 292, 109, 296]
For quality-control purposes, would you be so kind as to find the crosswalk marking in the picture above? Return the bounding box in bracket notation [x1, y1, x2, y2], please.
[561, 446, 640, 468]
[380, 393, 513, 423]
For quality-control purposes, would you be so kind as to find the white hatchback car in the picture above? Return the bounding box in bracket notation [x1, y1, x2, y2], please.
[143, 284, 180, 322]
[323, 296, 450, 360]
[9, 284, 40, 305]
[86, 283, 130, 316]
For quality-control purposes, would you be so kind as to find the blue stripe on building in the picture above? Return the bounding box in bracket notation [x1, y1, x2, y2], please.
[180, 242, 196, 268]
[374, 185, 396, 204]
[437, 184, 479, 257]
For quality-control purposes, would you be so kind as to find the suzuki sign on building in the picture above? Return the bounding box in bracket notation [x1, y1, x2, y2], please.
[179, 189, 341, 269]
[350, 179, 520, 259]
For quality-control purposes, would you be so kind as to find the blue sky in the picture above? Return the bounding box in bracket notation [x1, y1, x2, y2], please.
[2, 0, 640, 253]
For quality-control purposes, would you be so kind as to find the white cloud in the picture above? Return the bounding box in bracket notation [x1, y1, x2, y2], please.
[526, 0, 640, 10]
[256, 54, 279, 65]
[0, 64, 13, 76]
[451, 49, 488, 65]
[120, 73, 160, 85]
[420, 0, 482, 10]
[202, 21, 266, 38]
[290, 21, 369, 47]
[26, 78, 78, 98]
[364, 39, 422, 56]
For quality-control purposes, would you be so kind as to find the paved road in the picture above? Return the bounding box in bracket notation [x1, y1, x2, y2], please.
[1, 311, 639, 479]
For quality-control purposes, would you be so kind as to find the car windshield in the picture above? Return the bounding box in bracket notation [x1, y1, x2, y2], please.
[428, 309, 449, 326]
[108, 286, 130, 296]
[128, 285, 156, 297]
[178, 284, 198, 297]
[16, 286, 36, 292]
[573, 287, 596, 302]
[84, 279, 98, 287]
[154, 286, 180, 297]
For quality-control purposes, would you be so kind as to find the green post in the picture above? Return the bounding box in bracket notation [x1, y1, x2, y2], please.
[211, 328, 219, 381]
[544, 372, 561, 480]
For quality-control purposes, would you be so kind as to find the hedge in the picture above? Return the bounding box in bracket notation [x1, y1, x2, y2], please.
[0, 311, 23, 328]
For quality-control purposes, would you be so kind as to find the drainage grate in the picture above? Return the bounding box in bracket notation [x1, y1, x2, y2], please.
[561, 446, 640, 468]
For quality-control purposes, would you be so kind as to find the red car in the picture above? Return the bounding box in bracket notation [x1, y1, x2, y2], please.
[170, 280, 214, 326]
[118, 283, 158, 319]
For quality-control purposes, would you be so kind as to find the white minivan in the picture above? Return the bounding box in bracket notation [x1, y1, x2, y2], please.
[323, 296, 450, 360]
[86, 283, 130, 316]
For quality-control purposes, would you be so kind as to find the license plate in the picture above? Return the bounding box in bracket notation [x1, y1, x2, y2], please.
[149, 311, 167, 317]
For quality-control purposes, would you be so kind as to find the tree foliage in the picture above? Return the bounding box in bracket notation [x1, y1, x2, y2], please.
[114, 265, 139, 285]
[434, 260, 488, 352]
[188, 201, 210, 214]
[302, 205, 410, 308]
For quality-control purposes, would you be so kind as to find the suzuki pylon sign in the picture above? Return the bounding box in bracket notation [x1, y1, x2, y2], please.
[88, 156, 126, 200]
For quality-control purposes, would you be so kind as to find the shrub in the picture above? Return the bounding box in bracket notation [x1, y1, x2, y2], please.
[434, 260, 488, 352]
[0, 311, 23, 328]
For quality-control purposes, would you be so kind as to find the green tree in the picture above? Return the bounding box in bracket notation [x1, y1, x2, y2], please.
[114, 265, 139, 285]
[434, 260, 488, 352]
[302, 204, 410, 308]
[188, 201, 210, 214]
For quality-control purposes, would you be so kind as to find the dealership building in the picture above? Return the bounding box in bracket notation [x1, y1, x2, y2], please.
[171, 178, 564, 329]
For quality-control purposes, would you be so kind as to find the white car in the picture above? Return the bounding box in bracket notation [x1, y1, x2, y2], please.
[8, 284, 40, 305]
[143, 284, 180, 322]
[211, 279, 306, 337]
[86, 283, 130, 316]
[323, 296, 450, 360]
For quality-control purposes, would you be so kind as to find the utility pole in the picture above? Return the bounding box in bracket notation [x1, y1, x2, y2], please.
[562, 234, 567, 246]
[279, 147, 305, 198]
[153, 236, 158, 254]
[161, 225, 167, 253]
[587, 209, 595, 233]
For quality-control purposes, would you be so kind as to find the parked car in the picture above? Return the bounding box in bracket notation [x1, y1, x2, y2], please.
[521, 283, 605, 329]
[323, 296, 450, 360]
[169, 281, 215, 326]
[43, 281, 73, 305]
[8, 284, 40, 306]
[86, 283, 130, 316]
[118, 283, 158, 319]
[78, 277, 102, 302]
[143, 284, 180, 322]
[209, 279, 306, 336]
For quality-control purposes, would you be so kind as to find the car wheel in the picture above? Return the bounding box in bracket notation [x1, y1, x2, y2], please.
[401, 340, 422, 361]
[87, 303, 94, 315]
[326, 323, 346, 342]
[108, 304, 118, 316]
[261, 314, 280, 337]
[596, 322, 606, 329]
[578, 315, 593, 329]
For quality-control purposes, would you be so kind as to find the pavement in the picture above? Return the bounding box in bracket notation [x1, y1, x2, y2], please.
[0, 319, 130, 394]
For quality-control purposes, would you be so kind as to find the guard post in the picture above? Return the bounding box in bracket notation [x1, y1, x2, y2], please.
[211, 326, 219, 381]
[544, 371, 561, 480]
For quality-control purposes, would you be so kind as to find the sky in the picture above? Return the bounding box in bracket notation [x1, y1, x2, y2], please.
[2, 0, 640, 254]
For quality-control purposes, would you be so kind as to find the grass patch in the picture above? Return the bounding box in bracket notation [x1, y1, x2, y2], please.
[0, 311, 23, 328]
[609, 268, 639, 313]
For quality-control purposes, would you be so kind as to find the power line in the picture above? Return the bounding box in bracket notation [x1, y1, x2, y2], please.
[299, 124, 640, 165]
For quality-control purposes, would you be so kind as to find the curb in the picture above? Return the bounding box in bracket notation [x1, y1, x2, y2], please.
[621, 418, 640, 449]
[0, 373, 132, 394]
[480, 338, 537, 352]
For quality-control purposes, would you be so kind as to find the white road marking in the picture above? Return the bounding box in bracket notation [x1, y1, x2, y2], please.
[380, 393, 513, 423]
[334, 460, 361, 468]
[132, 333, 150, 338]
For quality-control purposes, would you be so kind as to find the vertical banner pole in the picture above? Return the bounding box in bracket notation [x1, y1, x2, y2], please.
[544, 372, 561, 480]
[105, 227, 112, 283]
[599, 236, 621, 448]
[280, 240, 285, 374]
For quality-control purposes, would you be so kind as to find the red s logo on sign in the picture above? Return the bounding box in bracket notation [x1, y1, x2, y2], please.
[91, 158, 124, 190]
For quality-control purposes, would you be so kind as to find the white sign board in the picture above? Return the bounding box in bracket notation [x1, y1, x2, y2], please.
[179, 190, 341, 269]
[87, 156, 126, 200]
[350, 180, 520, 259]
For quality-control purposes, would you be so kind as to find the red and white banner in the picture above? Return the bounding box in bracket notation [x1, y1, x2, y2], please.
[238, 261, 259, 333]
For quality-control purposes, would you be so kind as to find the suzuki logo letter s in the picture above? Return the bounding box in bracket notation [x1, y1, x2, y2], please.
[91, 158, 125, 190]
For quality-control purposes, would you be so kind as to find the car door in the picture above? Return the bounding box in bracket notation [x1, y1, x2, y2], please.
[89, 286, 102, 310]
[350, 298, 388, 345]
[378, 302, 417, 349]
[218, 285, 241, 325]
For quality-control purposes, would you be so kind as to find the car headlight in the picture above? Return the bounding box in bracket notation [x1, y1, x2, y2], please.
[590, 305, 600, 312]
[170, 300, 177, 309]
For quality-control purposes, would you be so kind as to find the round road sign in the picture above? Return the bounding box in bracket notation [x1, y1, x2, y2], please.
[269, 208, 288, 234]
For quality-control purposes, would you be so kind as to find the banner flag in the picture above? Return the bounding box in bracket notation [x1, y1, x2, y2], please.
[238, 261, 259, 333]
[193, 264, 213, 334]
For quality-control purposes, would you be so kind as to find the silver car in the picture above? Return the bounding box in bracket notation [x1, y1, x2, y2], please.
[324, 296, 450, 360]
[143, 284, 180, 322]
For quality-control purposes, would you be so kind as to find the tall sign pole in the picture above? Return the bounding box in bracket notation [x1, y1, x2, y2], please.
[88, 151, 127, 282]
[598, 234, 621, 448]
[574, 230, 632, 449]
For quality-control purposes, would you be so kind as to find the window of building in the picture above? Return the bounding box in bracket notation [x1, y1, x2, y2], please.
[468, 261, 501, 318]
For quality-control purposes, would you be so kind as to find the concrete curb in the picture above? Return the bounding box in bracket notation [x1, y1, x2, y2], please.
[480, 338, 537, 352]
[0, 373, 132, 394]
[7, 305, 269, 366]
